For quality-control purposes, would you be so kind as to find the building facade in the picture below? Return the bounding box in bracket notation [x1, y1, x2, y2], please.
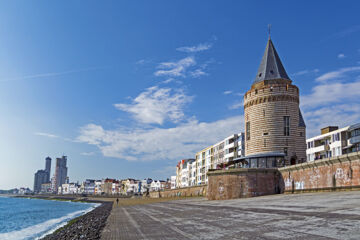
[306, 123, 360, 161]
[53, 156, 68, 193]
[243, 38, 306, 166]
[33, 157, 52, 193]
[33, 170, 48, 193]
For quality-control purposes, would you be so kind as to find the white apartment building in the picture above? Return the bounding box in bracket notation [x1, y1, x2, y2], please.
[189, 161, 197, 186]
[213, 133, 245, 168]
[176, 159, 195, 188]
[170, 176, 176, 189]
[306, 124, 360, 161]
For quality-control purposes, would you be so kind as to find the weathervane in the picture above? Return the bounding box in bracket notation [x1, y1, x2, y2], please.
[268, 24, 271, 39]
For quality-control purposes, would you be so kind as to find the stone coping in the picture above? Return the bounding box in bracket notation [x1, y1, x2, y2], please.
[278, 151, 360, 172]
[163, 185, 207, 191]
[284, 185, 360, 193]
[207, 168, 278, 176]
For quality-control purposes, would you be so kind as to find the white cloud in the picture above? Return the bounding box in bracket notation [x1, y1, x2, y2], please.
[176, 42, 213, 53]
[77, 115, 244, 162]
[338, 53, 346, 59]
[81, 152, 95, 156]
[315, 66, 360, 82]
[229, 101, 243, 110]
[161, 78, 175, 84]
[223, 90, 232, 95]
[301, 80, 360, 107]
[154, 57, 196, 77]
[292, 69, 319, 77]
[301, 66, 360, 137]
[304, 104, 360, 138]
[114, 86, 192, 125]
[34, 132, 59, 138]
[190, 69, 207, 78]
[0, 66, 108, 82]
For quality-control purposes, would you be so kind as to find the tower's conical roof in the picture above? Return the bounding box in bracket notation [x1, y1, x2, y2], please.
[254, 38, 290, 84]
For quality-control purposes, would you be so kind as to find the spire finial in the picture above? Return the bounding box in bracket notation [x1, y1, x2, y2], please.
[268, 24, 271, 39]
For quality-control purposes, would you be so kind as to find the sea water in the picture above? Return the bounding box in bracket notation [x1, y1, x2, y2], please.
[0, 196, 98, 240]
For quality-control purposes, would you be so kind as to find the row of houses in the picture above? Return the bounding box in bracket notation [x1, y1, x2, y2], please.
[175, 133, 245, 188]
[54, 178, 170, 195]
[173, 123, 360, 189]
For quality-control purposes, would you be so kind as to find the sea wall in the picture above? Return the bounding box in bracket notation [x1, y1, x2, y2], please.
[149, 185, 207, 198]
[278, 151, 360, 193]
[207, 168, 281, 200]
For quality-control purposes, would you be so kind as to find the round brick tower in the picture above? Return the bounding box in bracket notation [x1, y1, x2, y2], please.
[244, 38, 306, 166]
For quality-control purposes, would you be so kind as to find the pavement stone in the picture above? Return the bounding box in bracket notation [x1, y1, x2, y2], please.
[101, 191, 360, 239]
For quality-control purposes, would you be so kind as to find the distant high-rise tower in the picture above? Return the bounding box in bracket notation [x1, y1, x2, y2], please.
[33, 170, 48, 193]
[54, 156, 68, 192]
[33, 156, 52, 193]
[45, 157, 51, 183]
[243, 37, 306, 166]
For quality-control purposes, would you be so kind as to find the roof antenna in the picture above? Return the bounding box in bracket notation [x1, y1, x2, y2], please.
[268, 24, 271, 39]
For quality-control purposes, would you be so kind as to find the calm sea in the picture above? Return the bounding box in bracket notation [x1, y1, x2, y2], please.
[0, 196, 98, 240]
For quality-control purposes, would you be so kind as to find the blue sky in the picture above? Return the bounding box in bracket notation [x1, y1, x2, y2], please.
[1, 1, 360, 189]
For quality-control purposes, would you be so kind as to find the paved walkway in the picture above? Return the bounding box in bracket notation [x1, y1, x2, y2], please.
[101, 191, 360, 239]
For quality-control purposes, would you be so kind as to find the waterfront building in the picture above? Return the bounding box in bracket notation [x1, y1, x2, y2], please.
[213, 133, 245, 168]
[45, 157, 51, 183]
[40, 183, 52, 193]
[195, 147, 212, 185]
[170, 176, 176, 189]
[140, 178, 153, 195]
[94, 180, 103, 195]
[175, 159, 195, 188]
[306, 123, 360, 161]
[242, 37, 306, 167]
[150, 180, 166, 192]
[189, 161, 197, 186]
[81, 179, 96, 194]
[53, 156, 68, 193]
[33, 170, 48, 193]
[60, 182, 80, 194]
[33, 157, 52, 193]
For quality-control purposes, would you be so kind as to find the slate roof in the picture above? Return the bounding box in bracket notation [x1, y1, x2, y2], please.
[299, 110, 306, 127]
[254, 38, 290, 84]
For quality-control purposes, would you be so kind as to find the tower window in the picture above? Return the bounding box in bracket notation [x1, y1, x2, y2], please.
[284, 116, 290, 136]
[284, 147, 288, 156]
[246, 122, 250, 140]
[270, 70, 274, 74]
[258, 73, 262, 77]
[255, 89, 258, 94]
[264, 139, 266, 147]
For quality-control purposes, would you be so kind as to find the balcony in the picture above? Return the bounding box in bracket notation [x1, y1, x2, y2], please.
[307, 145, 325, 154]
[348, 135, 360, 145]
[225, 151, 235, 159]
[225, 141, 237, 149]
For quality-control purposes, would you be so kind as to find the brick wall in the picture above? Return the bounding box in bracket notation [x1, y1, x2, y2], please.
[207, 168, 281, 200]
[149, 185, 207, 198]
[206, 152, 360, 200]
[279, 151, 360, 193]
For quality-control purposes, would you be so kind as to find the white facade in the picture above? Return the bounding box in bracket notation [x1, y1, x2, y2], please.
[150, 180, 165, 192]
[306, 123, 360, 161]
[213, 133, 245, 168]
[170, 176, 176, 189]
[59, 183, 79, 194]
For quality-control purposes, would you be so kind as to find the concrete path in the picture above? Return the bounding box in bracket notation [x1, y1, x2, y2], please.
[101, 191, 360, 239]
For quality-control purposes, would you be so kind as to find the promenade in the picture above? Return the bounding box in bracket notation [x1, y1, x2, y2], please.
[100, 191, 360, 239]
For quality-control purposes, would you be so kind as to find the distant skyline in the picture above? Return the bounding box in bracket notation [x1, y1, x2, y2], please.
[1, 1, 360, 189]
